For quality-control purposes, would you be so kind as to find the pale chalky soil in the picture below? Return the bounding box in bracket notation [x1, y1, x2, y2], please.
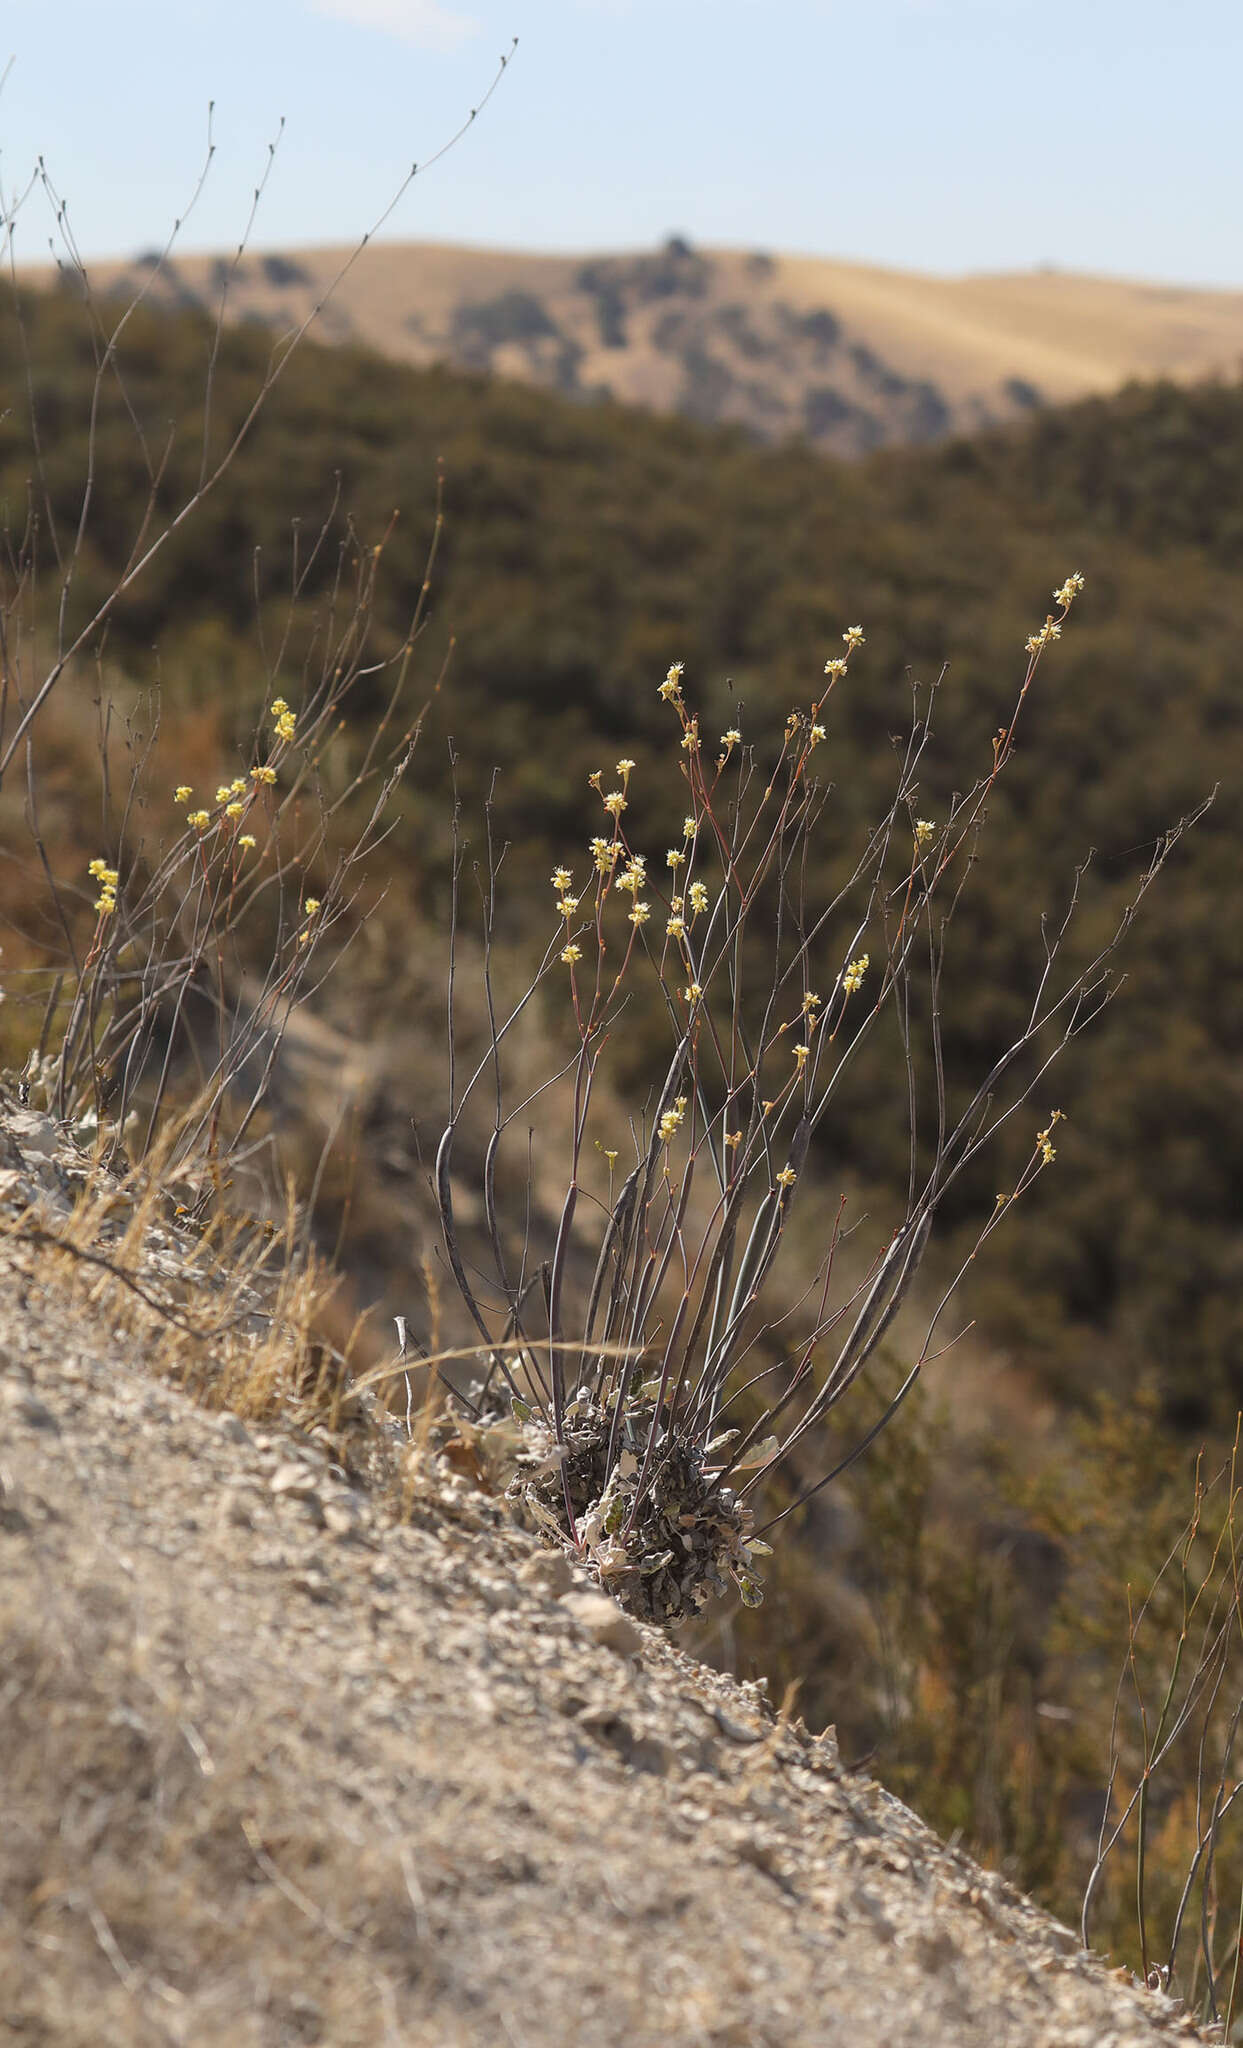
[0, 1157, 1208, 2046]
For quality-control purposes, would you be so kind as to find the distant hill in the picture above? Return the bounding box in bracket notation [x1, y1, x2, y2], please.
[36, 235, 1243, 457]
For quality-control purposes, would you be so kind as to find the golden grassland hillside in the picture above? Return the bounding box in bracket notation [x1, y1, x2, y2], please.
[36, 236, 1243, 457]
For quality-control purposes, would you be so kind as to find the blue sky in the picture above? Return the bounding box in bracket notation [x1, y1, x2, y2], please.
[2, 0, 1240, 286]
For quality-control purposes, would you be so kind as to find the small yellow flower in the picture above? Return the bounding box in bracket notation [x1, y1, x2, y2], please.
[688, 880, 708, 914]
[724, 1129, 743, 1149]
[551, 866, 573, 891]
[229, 778, 247, 797]
[270, 698, 289, 718]
[628, 901, 651, 927]
[720, 728, 741, 749]
[174, 784, 193, 803]
[681, 719, 700, 753]
[1053, 572, 1085, 609]
[840, 953, 869, 995]
[658, 1096, 687, 1144]
[251, 765, 278, 786]
[238, 834, 257, 851]
[802, 991, 822, 1013]
[683, 983, 703, 1003]
[215, 785, 233, 804]
[683, 816, 697, 839]
[776, 1166, 798, 1189]
[558, 896, 579, 918]
[187, 810, 211, 830]
[659, 662, 684, 701]
[592, 838, 620, 875]
[793, 1042, 810, 1068]
[561, 943, 583, 965]
[1036, 1109, 1064, 1165]
[604, 790, 627, 818]
[303, 897, 321, 915]
[666, 847, 686, 869]
[666, 914, 686, 937]
[274, 711, 297, 743]
[843, 625, 865, 649]
[617, 858, 647, 896]
[823, 658, 847, 680]
[1025, 620, 1063, 655]
[914, 818, 936, 847]
[615, 757, 636, 780]
[808, 724, 826, 747]
[604, 1146, 619, 1167]
[588, 770, 603, 792]
[225, 802, 244, 820]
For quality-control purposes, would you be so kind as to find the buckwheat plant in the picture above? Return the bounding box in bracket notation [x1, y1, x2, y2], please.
[436, 582, 1203, 1623]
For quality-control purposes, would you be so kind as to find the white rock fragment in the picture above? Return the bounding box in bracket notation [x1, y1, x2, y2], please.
[557, 1590, 643, 1657]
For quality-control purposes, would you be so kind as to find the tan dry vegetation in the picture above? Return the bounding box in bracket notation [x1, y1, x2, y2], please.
[42, 239, 1243, 456]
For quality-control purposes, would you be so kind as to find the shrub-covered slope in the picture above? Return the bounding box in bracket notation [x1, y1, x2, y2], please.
[2, 285, 1241, 1427]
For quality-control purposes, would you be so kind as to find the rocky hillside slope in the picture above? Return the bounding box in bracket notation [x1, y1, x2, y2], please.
[0, 1101, 1207, 2047]
[49, 236, 1243, 457]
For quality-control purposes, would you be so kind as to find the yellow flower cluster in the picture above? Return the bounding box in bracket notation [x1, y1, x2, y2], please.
[1053, 572, 1085, 610]
[590, 837, 620, 876]
[297, 896, 321, 946]
[658, 1095, 687, 1145]
[561, 943, 583, 966]
[187, 810, 211, 831]
[251, 764, 278, 786]
[616, 855, 646, 896]
[1036, 1109, 1065, 1165]
[775, 1166, 798, 1190]
[914, 818, 936, 848]
[1025, 620, 1063, 656]
[270, 698, 297, 744]
[688, 880, 708, 915]
[174, 784, 192, 803]
[88, 857, 119, 916]
[658, 662, 684, 703]
[840, 953, 869, 996]
[823, 623, 865, 685]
